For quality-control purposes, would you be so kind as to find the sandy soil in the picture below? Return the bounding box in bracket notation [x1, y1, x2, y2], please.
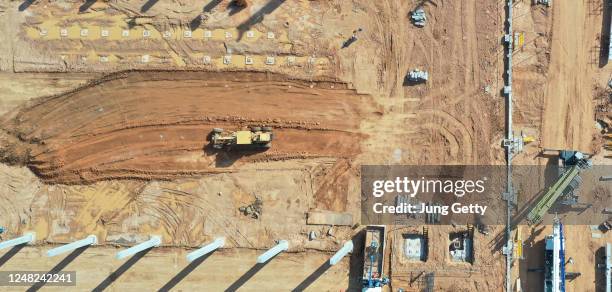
[0, 0, 609, 291]
[0, 246, 351, 291]
[389, 225, 506, 291]
[0, 160, 359, 249]
[336, 0, 506, 166]
[0, 73, 96, 115]
[0, 0, 511, 290]
[0, 71, 369, 184]
[539, 0, 596, 153]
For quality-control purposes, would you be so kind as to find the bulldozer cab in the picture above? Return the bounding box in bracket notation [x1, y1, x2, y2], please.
[235, 131, 252, 145]
[256, 132, 272, 143]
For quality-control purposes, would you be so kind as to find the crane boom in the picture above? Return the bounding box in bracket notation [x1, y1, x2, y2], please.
[527, 166, 580, 225]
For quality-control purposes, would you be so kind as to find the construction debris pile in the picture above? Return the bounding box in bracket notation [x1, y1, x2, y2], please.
[239, 197, 263, 219]
[411, 7, 427, 27]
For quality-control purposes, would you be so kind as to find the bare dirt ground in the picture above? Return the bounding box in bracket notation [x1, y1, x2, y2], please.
[0, 0, 609, 291]
[0, 72, 95, 115]
[339, 0, 506, 166]
[512, 0, 609, 159]
[0, 246, 350, 292]
[389, 225, 506, 291]
[0, 0, 511, 290]
[0, 71, 368, 184]
[510, 1, 612, 291]
[540, 0, 596, 152]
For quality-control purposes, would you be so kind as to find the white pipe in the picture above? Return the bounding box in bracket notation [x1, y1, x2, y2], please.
[47, 235, 97, 257]
[0, 232, 35, 250]
[256, 240, 288, 264]
[116, 235, 161, 260]
[186, 237, 224, 262]
[329, 240, 353, 265]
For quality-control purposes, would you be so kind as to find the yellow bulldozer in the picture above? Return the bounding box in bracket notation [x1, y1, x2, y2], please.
[210, 126, 273, 150]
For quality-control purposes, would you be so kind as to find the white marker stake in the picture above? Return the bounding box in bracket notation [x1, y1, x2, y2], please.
[257, 240, 288, 264]
[186, 237, 225, 262]
[47, 235, 97, 257]
[0, 232, 36, 250]
[116, 235, 161, 260]
[329, 240, 353, 265]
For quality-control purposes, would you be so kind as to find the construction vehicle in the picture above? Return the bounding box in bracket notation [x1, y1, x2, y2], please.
[534, 0, 551, 7]
[210, 126, 273, 150]
[410, 7, 426, 27]
[513, 32, 525, 51]
[526, 150, 591, 225]
[514, 227, 524, 260]
[407, 69, 428, 83]
[544, 218, 566, 292]
[477, 224, 490, 236]
[556, 150, 592, 168]
[600, 219, 612, 233]
[362, 225, 389, 292]
[504, 131, 535, 154]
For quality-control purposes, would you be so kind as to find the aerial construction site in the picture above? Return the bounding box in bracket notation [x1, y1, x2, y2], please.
[0, 0, 611, 291]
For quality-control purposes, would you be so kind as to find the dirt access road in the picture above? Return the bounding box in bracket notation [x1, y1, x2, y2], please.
[540, 0, 597, 153]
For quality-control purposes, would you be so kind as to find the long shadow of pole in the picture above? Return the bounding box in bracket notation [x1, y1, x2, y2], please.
[78, 0, 96, 13]
[291, 261, 332, 291]
[92, 247, 152, 292]
[26, 246, 89, 292]
[0, 244, 27, 268]
[140, 0, 160, 13]
[18, 0, 35, 11]
[203, 0, 223, 13]
[236, 0, 286, 40]
[224, 254, 276, 292]
[598, 0, 611, 68]
[293, 230, 365, 291]
[347, 230, 365, 291]
[158, 251, 216, 292]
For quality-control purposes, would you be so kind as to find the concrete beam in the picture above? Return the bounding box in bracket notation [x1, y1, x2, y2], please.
[47, 235, 97, 257]
[186, 237, 224, 262]
[116, 235, 161, 260]
[0, 232, 35, 250]
[329, 240, 353, 265]
[256, 240, 288, 263]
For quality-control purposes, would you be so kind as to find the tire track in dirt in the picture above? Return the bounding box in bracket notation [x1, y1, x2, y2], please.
[353, 0, 502, 165]
[0, 71, 370, 184]
[540, 0, 595, 152]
